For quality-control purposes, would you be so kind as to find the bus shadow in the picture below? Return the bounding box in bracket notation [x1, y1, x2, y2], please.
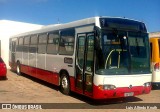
[11, 71, 60, 91]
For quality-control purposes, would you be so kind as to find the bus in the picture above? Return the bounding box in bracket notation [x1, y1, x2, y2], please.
[150, 37, 160, 88]
[9, 17, 151, 99]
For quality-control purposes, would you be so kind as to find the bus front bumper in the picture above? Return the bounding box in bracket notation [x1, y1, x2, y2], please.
[93, 84, 151, 99]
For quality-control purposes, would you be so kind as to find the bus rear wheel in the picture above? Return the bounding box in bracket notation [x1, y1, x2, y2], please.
[60, 73, 70, 95]
[16, 62, 21, 75]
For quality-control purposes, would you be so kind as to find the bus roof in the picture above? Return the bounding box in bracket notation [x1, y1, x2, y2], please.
[11, 16, 145, 38]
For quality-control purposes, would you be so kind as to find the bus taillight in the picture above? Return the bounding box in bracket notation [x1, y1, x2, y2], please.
[154, 63, 160, 71]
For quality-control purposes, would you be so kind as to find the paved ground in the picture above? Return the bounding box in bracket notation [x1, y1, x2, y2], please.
[0, 70, 160, 112]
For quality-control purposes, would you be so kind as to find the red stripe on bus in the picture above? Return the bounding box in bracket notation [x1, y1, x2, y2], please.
[69, 76, 75, 91]
[20, 64, 59, 86]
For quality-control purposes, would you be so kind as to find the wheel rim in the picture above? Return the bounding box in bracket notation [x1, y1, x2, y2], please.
[17, 65, 20, 74]
[62, 76, 68, 89]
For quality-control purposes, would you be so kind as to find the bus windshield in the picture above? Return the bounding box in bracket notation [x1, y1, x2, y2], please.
[95, 30, 150, 75]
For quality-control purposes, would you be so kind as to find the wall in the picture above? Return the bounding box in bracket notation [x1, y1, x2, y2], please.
[149, 32, 160, 38]
[0, 20, 43, 68]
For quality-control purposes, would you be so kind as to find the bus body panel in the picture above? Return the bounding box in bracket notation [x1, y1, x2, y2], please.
[94, 74, 151, 87]
[23, 52, 29, 66]
[29, 53, 36, 67]
[92, 74, 151, 99]
[37, 54, 46, 70]
[45, 55, 75, 77]
[16, 52, 22, 63]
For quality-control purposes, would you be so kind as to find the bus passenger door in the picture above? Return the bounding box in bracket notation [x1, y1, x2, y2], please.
[76, 33, 94, 96]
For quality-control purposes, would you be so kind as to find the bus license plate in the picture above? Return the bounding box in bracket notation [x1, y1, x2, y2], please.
[124, 92, 134, 97]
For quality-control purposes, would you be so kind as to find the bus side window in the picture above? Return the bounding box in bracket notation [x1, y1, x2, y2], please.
[38, 33, 47, 54]
[59, 29, 75, 55]
[30, 35, 38, 53]
[86, 35, 94, 72]
[47, 32, 59, 54]
[23, 36, 30, 53]
[16, 37, 24, 52]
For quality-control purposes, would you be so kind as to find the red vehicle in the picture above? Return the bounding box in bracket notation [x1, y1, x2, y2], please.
[0, 57, 7, 80]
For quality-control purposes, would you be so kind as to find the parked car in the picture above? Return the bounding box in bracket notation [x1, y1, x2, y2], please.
[0, 57, 7, 80]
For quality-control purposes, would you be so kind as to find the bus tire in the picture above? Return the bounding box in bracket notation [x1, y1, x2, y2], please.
[60, 73, 70, 95]
[16, 62, 21, 75]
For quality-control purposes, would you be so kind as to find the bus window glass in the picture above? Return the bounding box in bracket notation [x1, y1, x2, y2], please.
[128, 32, 149, 74]
[77, 36, 85, 68]
[38, 33, 47, 54]
[30, 35, 38, 53]
[38, 44, 46, 54]
[17, 37, 23, 52]
[19, 37, 23, 45]
[128, 32, 146, 58]
[86, 35, 94, 72]
[24, 36, 30, 45]
[59, 29, 75, 55]
[30, 35, 38, 45]
[23, 36, 30, 52]
[39, 34, 47, 44]
[29, 45, 37, 53]
[47, 32, 59, 54]
[16, 38, 19, 46]
[100, 18, 147, 32]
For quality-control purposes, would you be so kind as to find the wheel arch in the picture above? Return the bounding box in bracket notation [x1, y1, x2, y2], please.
[16, 60, 20, 64]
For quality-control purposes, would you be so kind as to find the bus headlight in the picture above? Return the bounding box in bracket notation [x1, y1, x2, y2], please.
[98, 84, 116, 90]
[143, 82, 151, 87]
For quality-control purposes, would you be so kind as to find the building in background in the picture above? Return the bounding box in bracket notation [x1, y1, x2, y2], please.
[0, 20, 43, 68]
[149, 32, 160, 38]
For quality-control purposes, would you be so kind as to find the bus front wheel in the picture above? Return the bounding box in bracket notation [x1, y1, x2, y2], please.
[60, 73, 70, 95]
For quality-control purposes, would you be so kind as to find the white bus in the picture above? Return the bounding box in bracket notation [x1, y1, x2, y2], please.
[9, 17, 152, 99]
